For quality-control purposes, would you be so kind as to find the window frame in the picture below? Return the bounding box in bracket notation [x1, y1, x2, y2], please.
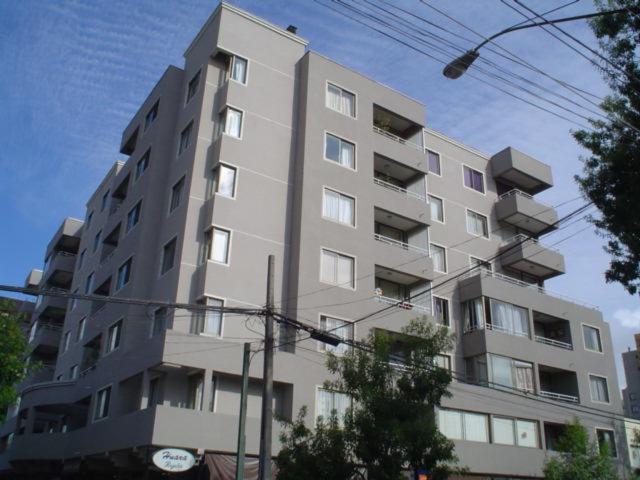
[160, 237, 178, 276]
[428, 194, 445, 223]
[470, 256, 492, 272]
[461, 164, 486, 195]
[125, 199, 142, 234]
[465, 208, 490, 239]
[76, 317, 86, 342]
[62, 331, 71, 353]
[105, 319, 123, 355]
[178, 120, 194, 156]
[115, 257, 133, 292]
[69, 364, 79, 380]
[134, 148, 150, 181]
[229, 54, 249, 85]
[212, 162, 238, 199]
[314, 385, 352, 425]
[430, 242, 448, 273]
[322, 186, 356, 228]
[144, 100, 159, 132]
[169, 176, 186, 214]
[93, 385, 112, 422]
[93, 230, 102, 253]
[432, 296, 450, 327]
[319, 248, 356, 290]
[582, 323, 604, 354]
[185, 68, 202, 105]
[205, 226, 232, 266]
[317, 313, 355, 354]
[196, 295, 225, 338]
[596, 428, 618, 458]
[588, 373, 611, 404]
[151, 307, 169, 337]
[220, 105, 245, 140]
[323, 130, 357, 171]
[101, 190, 109, 212]
[438, 408, 489, 443]
[426, 149, 442, 176]
[325, 80, 357, 119]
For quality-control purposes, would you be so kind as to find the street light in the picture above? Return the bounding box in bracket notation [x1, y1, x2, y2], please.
[442, 8, 628, 79]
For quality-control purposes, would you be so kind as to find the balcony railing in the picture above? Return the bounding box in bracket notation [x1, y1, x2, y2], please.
[539, 390, 579, 403]
[501, 234, 562, 253]
[373, 125, 422, 151]
[374, 292, 431, 314]
[463, 322, 529, 338]
[534, 335, 573, 350]
[374, 233, 430, 256]
[373, 177, 427, 203]
[499, 188, 534, 201]
[461, 268, 599, 310]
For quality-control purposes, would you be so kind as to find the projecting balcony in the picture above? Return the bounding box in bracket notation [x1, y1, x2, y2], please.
[44, 218, 83, 261]
[372, 105, 425, 171]
[499, 234, 565, 280]
[495, 189, 558, 234]
[374, 266, 432, 315]
[28, 322, 62, 355]
[538, 364, 579, 403]
[34, 295, 67, 319]
[373, 154, 428, 202]
[42, 251, 76, 290]
[490, 147, 553, 194]
[533, 311, 573, 350]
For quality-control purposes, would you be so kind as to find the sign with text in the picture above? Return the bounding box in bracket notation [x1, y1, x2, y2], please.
[152, 448, 196, 472]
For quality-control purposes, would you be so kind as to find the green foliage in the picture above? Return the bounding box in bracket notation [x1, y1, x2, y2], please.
[0, 299, 30, 421]
[543, 418, 618, 480]
[572, 0, 640, 295]
[276, 317, 462, 480]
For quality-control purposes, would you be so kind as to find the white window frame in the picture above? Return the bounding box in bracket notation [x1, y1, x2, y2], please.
[461, 163, 486, 195]
[93, 385, 112, 422]
[220, 105, 244, 140]
[323, 130, 357, 171]
[426, 149, 442, 177]
[322, 186, 356, 228]
[314, 386, 352, 425]
[428, 194, 445, 224]
[104, 319, 123, 355]
[430, 243, 447, 273]
[319, 248, 356, 290]
[466, 208, 490, 240]
[317, 313, 355, 354]
[198, 295, 225, 338]
[582, 323, 604, 354]
[469, 256, 492, 272]
[438, 408, 489, 443]
[595, 427, 618, 458]
[229, 54, 249, 85]
[207, 226, 232, 266]
[325, 80, 357, 119]
[588, 373, 611, 404]
[212, 162, 238, 199]
[432, 295, 450, 328]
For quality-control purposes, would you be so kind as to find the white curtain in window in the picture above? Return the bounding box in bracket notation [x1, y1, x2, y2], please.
[231, 57, 247, 83]
[463, 412, 488, 442]
[321, 250, 337, 284]
[339, 141, 354, 168]
[217, 165, 236, 197]
[590, 376, 609, 402]
[212, 229, 230, 263]
[327, 84, 342, 111]
[431, 245, 445, 272]
[333, 391, 350, 419]
[338, 194, 354, 225]
[490, 354, 514, 388]
[492, 417, 515, 445]
[516, 420, 538, 447]
[430, 197, 443, 221]
[225, 109, 242, 138]
[490, 299, 529, 336]
[438, 410, 462, 440]
[322, 316, 352, 354]
[514, 361, 534, 392]
[584, 326, 601, 351]
[323, 189, 339, 220]
[337, 255, 353, 287]
[204, 298, 223, 335]
[342, 93, 354, 117]
[464, 298, 484, 330]
[316, 388, 332, 419]
[467, 211, 487, 236]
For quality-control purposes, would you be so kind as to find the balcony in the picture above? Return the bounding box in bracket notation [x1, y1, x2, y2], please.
[490, 147, 553, 194]
[100, 223, 121, 264]
[372, 105, 425, 170]
[499, 234, 565, 280]
[28, 322, 62, 355]
[495, 190, 558, 235]
[42, 252, 76, 290]
[538, 364, 579, 403]
[109, 175, 130, 216]
[533, 311, 573, 350]
[373, 154, 427, 202]
[17, 364, 56, 391]
[374, 266, 432, 315]
[44, 218, 82, 262]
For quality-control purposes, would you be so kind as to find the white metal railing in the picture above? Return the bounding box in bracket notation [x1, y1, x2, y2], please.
[535, 335, 573, 350]
[539, 390, 579, 403]
[374, 233, 430, 256]
[461, 268, 599, 310]
[463, 322, 529, 338]
[501, 234, 562, 254]
[373, 125, 422, 151]
[374, 292, 431, 315]
[373, 177, 427, 203]
[499, 188, 534, 201]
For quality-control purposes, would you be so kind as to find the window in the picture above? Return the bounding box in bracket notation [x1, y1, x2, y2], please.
[433, 297, 449, 327]
[589, 375, 610, 403]
[126, 201, 142, 233]
[489, 299, 529, 337]
[186, 70, 201, 104]
[160, 238, 177, 275]
[319, 315, 353, 354]
[187, 374, 204, 410]
[435, 354, 451, 371]
[76, 318, 86, 342]
[516, 419, 538, 448]
[429, 195, 444, 222]
[326, 83, 356, 117]
[583, 325, 603, 352]
[324, 133, 355, 169]
[230, 55, 248, 84]
[488, 354, 534, 393]
[322, 188, 355, 226]
[220, 107, 243, 138]
[470, 256, 492, 272]
[194, 297, 223, 337]
[94, 386, 111, 420]
[116, 258, 132, 290]
[320, 249, 354, 289]
[209, 376, 217, 412]
[466, 210, 489, 238]
[69, 365, 78, 380]
[430, 244, 447, 273]
[169, 176, 185, 212]
[463, 165, 485, 193]
[86, 211, 93, 228]
[78, 249, 86, 270]
[85, 272, 95, 294]
[316, 388, 350, 423]
[213, 163, 237, 198]
[93, 230, 102, 252]
[71, 289, 79, 311]
[152, 307, 168, 336]
[148, 377, 162, 407]
[135, 149, 150, 180]
[62, 331, 71, 353]
[106, 320, 122, 354]
[438, 409, 488, 442]
[492, 417, 538, 448]
[178, 121, 193, 155]
[144, 101, 159, 131]
[597, 429, 617, 457]
[205, 228, 231, 264]
[463, 298, 484, 332]
[101, 191, 109, 212]
[427, 150, 441, 175]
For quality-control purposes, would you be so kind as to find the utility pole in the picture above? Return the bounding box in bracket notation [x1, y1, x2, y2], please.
[258, 255, 275, 480]
[235, 342, 251, 480]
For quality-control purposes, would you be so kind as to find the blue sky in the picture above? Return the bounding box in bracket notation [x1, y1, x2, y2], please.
[1, 0, 638, 387]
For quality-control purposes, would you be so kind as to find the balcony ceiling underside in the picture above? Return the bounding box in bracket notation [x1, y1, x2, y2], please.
[499, 211, 556, 235]
[374, 154, 419, 181]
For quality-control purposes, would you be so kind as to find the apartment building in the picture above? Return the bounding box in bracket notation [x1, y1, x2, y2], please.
[622, 335, 640, 419]
[0, 3, 625, 479]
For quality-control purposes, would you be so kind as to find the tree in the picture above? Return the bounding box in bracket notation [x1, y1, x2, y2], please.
[276, 317, 461, 480]
[543, 418, 618, 480]
[572, 0, 640, 295]
[0, 298, 30, 421]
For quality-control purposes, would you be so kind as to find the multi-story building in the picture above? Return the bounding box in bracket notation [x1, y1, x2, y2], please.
[622, 335, 640, 419]
[0, 3, 625, 479]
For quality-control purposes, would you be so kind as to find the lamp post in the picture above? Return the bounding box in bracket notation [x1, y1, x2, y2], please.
[442, 8, 628, 79]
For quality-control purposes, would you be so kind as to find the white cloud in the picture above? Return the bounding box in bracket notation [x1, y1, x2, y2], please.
[614, 307, 640, 329]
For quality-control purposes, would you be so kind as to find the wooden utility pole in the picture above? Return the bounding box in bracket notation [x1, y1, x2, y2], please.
[235, 342, 251, 480]
[258, 255, 275, 479]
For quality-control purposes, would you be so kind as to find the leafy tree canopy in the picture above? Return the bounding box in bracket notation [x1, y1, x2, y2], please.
[0, 298, 30, 421]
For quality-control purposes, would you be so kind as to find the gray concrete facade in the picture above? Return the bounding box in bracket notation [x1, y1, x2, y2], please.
[0, 3, 625, 479]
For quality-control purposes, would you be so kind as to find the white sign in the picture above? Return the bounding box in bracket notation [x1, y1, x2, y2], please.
[152, 448, 196, 472]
